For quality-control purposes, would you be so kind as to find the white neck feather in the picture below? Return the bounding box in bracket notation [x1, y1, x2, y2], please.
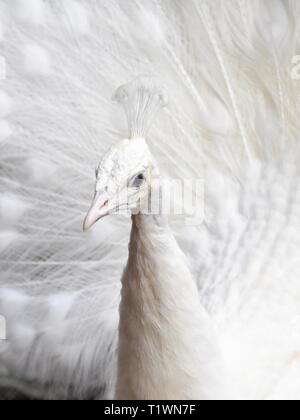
[115, 213, 225, 400]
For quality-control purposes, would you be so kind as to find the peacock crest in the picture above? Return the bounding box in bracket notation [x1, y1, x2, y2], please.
[113, 75, 168, 139]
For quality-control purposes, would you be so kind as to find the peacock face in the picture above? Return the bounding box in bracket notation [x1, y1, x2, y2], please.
[83, 137, 155, 231]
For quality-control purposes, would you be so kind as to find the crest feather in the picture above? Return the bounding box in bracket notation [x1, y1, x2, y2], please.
[114, 75, 168, 139]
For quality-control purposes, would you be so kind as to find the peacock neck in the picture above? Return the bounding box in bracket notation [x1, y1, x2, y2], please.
[131, 213, 170, 237]
[115, 213, 223, 400]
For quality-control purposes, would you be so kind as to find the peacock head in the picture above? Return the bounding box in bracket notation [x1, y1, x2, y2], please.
[83, 76, 167, 231]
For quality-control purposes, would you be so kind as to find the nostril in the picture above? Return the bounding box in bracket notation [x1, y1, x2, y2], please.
[100, 200, 109, 210]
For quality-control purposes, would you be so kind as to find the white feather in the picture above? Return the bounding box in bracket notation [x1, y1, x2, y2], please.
[0, 91, 12, 118]
[0, 0, 299, 400]
[10, 0, 46, 26]
[22, 43, 51, 76]
[0, 121, 12, 141]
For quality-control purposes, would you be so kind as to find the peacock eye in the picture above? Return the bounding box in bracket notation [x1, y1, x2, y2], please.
[132, 173, 145, 188]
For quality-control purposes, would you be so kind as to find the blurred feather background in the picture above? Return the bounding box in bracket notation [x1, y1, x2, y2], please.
[0, 0, 300, 400]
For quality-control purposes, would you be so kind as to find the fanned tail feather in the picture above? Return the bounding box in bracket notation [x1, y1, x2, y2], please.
[0, 0, 299, 399]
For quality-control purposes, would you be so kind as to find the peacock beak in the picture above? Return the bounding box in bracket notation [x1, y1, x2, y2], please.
[83, 190, 110, 232]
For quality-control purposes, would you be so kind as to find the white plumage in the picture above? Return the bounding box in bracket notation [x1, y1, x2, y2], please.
[0, 0, 300, 400]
